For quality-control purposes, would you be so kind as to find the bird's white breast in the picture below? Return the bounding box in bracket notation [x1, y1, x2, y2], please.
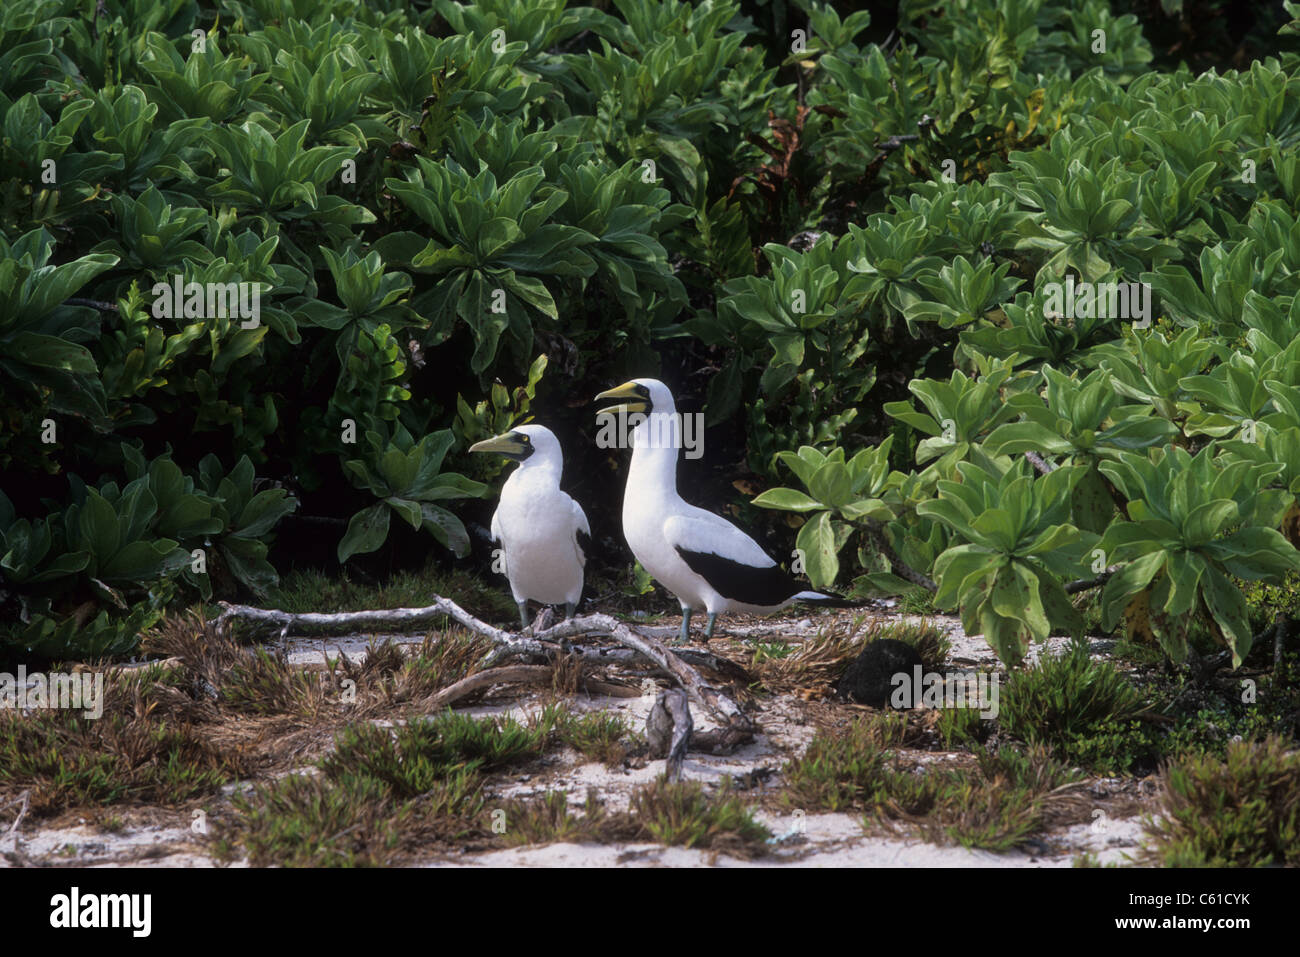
[496, 470, 584, 605]
[622, 489, 712, 610]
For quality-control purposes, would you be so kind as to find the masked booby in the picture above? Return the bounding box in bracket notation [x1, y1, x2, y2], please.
[594, 378, 853, 642]
[470, 425, 591, 631]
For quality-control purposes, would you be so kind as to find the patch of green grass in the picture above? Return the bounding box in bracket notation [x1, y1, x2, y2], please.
[1000, 640, 1147, 769]
[1072, 589, 1105, 636]
[899, 588, 938, 615]
[936, 706, 990, 749]
[781, 714, 909, 812]
[629, 778, 770, 855]
[1058, 717, 1159, 775]
[1072, 851, 1120, 867]
[218, 773, 406, 867]
[220, 711, 518, 866]
[750, 640, 795, 663]
[868, 746, 1085, 852]
[1141, 736, 1300, 867]
[556, 711, 640, 767]
[0, 712, 239, 814]
[498, 788, 636, 847]
[498, 779, 770, 856]
[220, 647, 330, 717]
[781, 716, 1085, 852]
[1111, 635, 1166, 667]
[320, 711, 548, 795]
[1046, 653, 1300, 772]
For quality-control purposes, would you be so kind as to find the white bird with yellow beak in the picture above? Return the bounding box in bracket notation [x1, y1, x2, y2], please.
[595, 378, 853, 643]
[470, 424, 590, 631]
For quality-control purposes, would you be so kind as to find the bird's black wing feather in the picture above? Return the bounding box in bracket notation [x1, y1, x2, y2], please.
[673, 547, 802, 607]
[576, 527, 592, 563]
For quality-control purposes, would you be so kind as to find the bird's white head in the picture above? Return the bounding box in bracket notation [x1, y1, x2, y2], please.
[593, 377, 677, 417]
[469, 423, 564, 471]
[593, 377, 688, 464]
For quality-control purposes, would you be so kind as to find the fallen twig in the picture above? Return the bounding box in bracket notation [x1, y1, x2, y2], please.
[532, 612, 755, 746]
[2, 790, 30, 859]
[426, 665, 555, 710]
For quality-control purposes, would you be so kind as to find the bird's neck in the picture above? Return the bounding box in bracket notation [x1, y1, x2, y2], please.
[508, 460, 561, 489]
[626, 425, 680, 504]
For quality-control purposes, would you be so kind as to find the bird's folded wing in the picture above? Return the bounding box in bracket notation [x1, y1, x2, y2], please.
[665, 513, 803, 604]
[489, 508, 502, 544]
[571, 496, 591, 567]
[664, 513, 777, 569]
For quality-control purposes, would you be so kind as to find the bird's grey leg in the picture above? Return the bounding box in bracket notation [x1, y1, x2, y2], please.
[517, 601, 530, 633]
[560, 602, 576, 656]
[678, 607, 692, 644]
[704, 613, 717, 642]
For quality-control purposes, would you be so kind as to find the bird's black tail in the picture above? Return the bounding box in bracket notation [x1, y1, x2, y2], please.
[791, 590, 872, 608]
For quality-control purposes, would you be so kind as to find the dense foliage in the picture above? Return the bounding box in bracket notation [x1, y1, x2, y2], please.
[1, 0, 1299, 668]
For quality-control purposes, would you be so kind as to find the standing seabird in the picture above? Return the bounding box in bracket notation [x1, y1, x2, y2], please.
[594, 378, 853, 642]
[470, 425, 591, 631]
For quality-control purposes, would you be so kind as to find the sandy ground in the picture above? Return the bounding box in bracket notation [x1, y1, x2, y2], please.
[1, 607, 1156, 868]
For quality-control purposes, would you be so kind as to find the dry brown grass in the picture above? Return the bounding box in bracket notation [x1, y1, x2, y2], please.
[754, 617, 951, 695]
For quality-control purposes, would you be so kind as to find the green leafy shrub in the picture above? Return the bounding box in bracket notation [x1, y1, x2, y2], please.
[1141, 736, 1300, 867]
[2, 0, 1299, 675]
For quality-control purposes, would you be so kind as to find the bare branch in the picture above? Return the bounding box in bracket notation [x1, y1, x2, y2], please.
[427, 665, 554, 710]
[1024, 450, 1057, 475]
[62, 297, 118, 312]
[1064, 566, 1121, 595]
[864, 521, 937, 592]
[875, 133, 919, 151]
[646, 688, 692, 781]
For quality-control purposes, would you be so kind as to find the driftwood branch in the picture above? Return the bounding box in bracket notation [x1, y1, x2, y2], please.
[533, 612, 755, 745]
[1, 790, 30, 861]
[211, 597, 756, 751]
[646, 688, 693, 781]
[212, 600, 743, 676]
[427, 665, 554, 710]
[214, 597, 516, 642]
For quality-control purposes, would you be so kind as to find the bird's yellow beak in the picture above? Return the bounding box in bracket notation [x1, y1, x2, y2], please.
[469, 432, 529, 458]
[594, 381, 650, 416]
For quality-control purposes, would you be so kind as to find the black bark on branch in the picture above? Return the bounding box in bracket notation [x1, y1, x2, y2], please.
[1064, 566, 1121, 595]
[864, 520, 937, 592]
[875, 133, 920, 152]
[62, 297, 118, 312]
